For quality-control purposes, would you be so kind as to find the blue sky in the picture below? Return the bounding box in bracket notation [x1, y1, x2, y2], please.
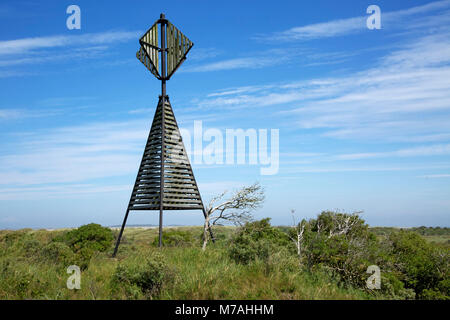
[1, 0, 449, 229]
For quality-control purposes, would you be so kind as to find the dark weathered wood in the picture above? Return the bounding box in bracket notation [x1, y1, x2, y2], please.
[114, 14, 213, 256]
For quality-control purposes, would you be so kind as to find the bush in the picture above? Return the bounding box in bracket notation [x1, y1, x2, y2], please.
[22, 238, 41, 256]
[299, 212, 379, 287]
[297, 211, 418, 299]
[380, 272, 416, 299]
[41, 242, 76, 266]
[295, 211, 449, 300]
[0, 229, 32, 245]
[0, 258, 51, 299]
[229, 218, 290, 264]
[53, 223, 114, 268]
[385, 230, 449, 299]
[55, 223, 114, 253]
[111, 251, 172, 298]
[152, 229, 198, 247]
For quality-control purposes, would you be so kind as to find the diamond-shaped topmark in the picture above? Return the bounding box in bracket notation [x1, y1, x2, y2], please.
[137, 18, 194, 80]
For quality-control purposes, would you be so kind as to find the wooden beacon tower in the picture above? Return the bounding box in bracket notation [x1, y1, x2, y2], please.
[113, 13, 212, 256]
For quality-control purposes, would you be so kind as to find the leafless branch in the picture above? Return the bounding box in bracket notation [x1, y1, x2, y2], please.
[201, 182, 265, 250]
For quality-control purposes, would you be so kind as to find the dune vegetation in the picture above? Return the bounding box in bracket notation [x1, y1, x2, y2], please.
[0, 211, 448, 300]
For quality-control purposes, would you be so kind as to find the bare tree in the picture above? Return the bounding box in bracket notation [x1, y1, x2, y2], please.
[202, 183, 265, 250]
[326, 211, 363, 239]
[290, 209, 306, 263]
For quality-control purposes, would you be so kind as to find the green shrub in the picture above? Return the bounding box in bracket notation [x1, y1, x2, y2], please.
[111, 251, 172, 299]
[41, 242, 76, 266]
[298, 212, 449, 299]
[386, 230, 449, 299]
[152, 229, 198, 247]
[0, 229, 32, 245]
[380, 272, 416, 299]
[0, 258, 51, 299]
[229, 236, 273, 265]
[421, 288, 449, 300]
[229, 218, 290, 264]
[299, 212, 379, 287]
[52, 223, 114, 268]
[55, 223, 114, 253]
[297, 211, 418, 299]
[22, 238, 41, 255]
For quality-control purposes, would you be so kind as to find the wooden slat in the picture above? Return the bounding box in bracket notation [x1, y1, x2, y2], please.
[163, 192, 199, 199]
[165, 177, 196, 184]
[164, 199, 202, 204]
[164, 204, 203, 209]
[164, 167, 193, 174]
[127, 94, 204, 212]
[162, 187, 199, 193]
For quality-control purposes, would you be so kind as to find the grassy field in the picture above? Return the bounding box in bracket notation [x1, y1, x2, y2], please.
[370, 226, 450, 245]
[0, 224, 448, 300]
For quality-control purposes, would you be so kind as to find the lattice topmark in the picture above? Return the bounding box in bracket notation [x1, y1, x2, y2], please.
[136, 18, 193, 80]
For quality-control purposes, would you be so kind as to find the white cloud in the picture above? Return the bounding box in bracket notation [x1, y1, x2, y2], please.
[128, 108, 152, 114]
[255, 0, 450, 41]
[0, 46, 108, 67]
[0, 70, 33, 78]
[183, 47, 304, 73]
[184, 55, 286, 73]
[0, 184, 130, 201]
[0, 120, 149, 186]
[0, 109, 22, 119]
[260, 16, 365, 41]
[419, 174, 450, 178]
[284, 164, 450, 174]
[188, 47, 222, 61]
[335, 144, 450, 160]
[0, 31, 140, 56]
[0, 30, 140, 77]
[196, 29, 450, 142]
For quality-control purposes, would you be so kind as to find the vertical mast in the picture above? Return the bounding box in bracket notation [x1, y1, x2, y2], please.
[159, 13, 167, 247]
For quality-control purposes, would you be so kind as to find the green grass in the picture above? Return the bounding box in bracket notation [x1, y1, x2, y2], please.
[0, 226, 381, 300]
[2, 225, 447, 300]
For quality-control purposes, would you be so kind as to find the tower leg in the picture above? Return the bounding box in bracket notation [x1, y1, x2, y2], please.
[159, 207, 163, 247]
[112, 209, 130, 257]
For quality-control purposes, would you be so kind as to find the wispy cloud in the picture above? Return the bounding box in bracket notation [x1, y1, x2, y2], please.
[0, 31, 140, 56]
[0, 120, 149, 186]
[419, 174, 450, 178]
[0, 46, 108, 67]
[284, 164, 450, 174]
[0, 70, 33, 78]
[128, 108, 152, 115]
[254, 0, 450, 41]
[184, 48, 294, 72]
[188, 47, 223, 61]
[336, 144, 450, 160]
[0, 108, 62, 120]
[184, 57, 274, 72]
[0, 30, 140, 77]
[0, 96, 100, 121]
[258, 16, 365, 42]
[0, 184, 130, 201]
[195, 29, 450, 142]
[0, 109, 22, 120]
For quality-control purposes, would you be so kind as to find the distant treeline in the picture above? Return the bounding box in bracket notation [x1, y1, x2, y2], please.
[370, 226, 450, 236]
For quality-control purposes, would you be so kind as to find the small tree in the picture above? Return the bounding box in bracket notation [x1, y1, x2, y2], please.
[202, 182, 265, 250]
